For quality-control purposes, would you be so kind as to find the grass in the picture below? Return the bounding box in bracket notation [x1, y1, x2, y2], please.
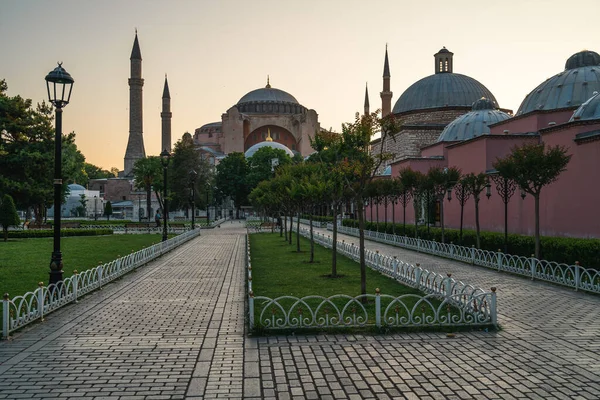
[249, 233, 456, 331]
[0, 235, 165, 297]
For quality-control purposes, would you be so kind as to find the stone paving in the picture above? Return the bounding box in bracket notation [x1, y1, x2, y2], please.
[0, 222, 599, 399]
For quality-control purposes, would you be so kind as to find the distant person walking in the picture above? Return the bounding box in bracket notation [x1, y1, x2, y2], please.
[155, 210, 161, 227]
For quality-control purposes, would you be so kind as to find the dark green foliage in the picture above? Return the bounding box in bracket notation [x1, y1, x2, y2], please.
[104, 201, 113, 220]
[341, 219, 600, 267]
[0, 194, 20, 241]
[216, 152, 250, 215]
[7, 228, 113, 238]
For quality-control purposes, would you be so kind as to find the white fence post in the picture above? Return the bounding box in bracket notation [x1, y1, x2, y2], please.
[471, 245, 475, 265]
[530, 254, 535, 280]
[392, 256, 398, 277]
[73, 270, 79, 303]
[37, 282, 45, 322]
[574, 261, 581, 291]
[415, 263, 422, 289]
[490, 287, 497, 327]
[445, 274, 452, 301]
[450, 242, 454, 258]
[497, 249, 502, 272]
[98, 265, 104, 289]
[375, 288, 381, 328]
[3, 293, 9, 339]
[249, 291, 255, 330]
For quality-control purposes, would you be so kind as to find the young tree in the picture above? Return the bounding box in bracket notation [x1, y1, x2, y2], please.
[215, 152, 249, 218]
[77, 194, 88, 217]
[427, 166, 461, 243]
[132, 157, 162, 221]
[493, 143, 571, 258]
[0, 194, 20, 241]
[452, 180, 471, 244]
[397, 168, 419, 236]
[336, 111, 403, 298]
[104, 201, 113, 221]
[461, 173, 488, 248]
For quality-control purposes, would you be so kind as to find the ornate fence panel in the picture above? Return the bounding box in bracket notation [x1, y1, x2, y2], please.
[246, 229, 497, 331]
[324, 224, 600, 295]
[2, 228, 202, 339]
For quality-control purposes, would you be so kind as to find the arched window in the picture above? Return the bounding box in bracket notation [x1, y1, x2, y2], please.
[444, 59, 449, 72]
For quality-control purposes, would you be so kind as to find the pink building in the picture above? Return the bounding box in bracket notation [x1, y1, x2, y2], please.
[370, 49, 600, 238]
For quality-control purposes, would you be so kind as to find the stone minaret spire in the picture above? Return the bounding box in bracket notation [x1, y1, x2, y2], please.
[161, 74, 172, 152]
[380, 44, 393, 117]
[364, 83, 370, 115]
[124, 31, 146, 176]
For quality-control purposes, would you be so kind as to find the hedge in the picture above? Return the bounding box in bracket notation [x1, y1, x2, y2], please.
[8, 229, 114, 239]
[341, 219, 600, 268]
[300, 214, 334, 223]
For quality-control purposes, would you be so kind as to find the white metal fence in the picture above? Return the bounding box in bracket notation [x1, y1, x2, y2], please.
[246, 229, 497, 331]
[326, 224, 600, 295]
[2, 228, 202, 339]
[77, 217, 229, 234]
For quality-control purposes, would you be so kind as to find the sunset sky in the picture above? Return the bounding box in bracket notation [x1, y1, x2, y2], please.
[2, 0, 598, 171]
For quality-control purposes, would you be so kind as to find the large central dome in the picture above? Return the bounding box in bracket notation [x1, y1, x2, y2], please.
[238, 87, 299, 105]
[236, 79, 304, 115]
[393, 73, 497, 114]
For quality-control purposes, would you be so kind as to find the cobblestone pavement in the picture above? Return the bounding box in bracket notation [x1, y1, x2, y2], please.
[1, 222, 599, 399]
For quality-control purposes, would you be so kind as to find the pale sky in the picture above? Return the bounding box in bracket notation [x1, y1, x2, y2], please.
[2, 0, 598, 171]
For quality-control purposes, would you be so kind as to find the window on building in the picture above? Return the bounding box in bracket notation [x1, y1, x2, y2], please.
[444, 59, 449, 71]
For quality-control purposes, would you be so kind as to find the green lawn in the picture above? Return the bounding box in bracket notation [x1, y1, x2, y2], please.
[0, 235, 164, 297]
[249, 233, 450, 329]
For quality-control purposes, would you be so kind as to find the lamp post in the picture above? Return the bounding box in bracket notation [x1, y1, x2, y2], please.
[488, 174, 516, 253]
[138, 193, 142, 222]
[160, 149, 170, 242]
[206, 186, 211, 226]
[45, 63, 74, 286]
[189, 170, 197, 229]
[94, 195, 98, 221]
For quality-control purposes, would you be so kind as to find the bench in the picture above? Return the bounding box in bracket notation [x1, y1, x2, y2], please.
[168, 223, 187, 231]
[124, 223, 155, 233]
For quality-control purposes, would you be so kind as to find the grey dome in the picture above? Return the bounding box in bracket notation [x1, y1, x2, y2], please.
[238, 87, 298, 105]
[68, 184, 86, 191]
[516, 51, 600, 116]
[244, 141, 294, 158]
[393, 73, 497, 114]
[570, 92, 600, 121]
[437, 98, 511, 142]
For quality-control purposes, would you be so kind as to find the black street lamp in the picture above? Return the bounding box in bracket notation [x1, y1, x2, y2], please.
[489, 174, 517, 253]
[189, 169, 197, 229]
[160, 149, 171, 242]
[45, 63, 74, 286]
[94, 195, 98, 221]
[206, 185, 211, 226]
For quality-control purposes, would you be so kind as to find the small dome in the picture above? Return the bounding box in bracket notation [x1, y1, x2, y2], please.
[437, 98, 511, 142]
[565, 51, 600, 70]
[393, 73, 497, 114]
[244, 141, 294, 158]
[437, 47, 451, 54]
[238, 87, 298, 106]
[570, 92, 600, 121]
[68, 184, 86, 191]
[517, 50, 600, 116]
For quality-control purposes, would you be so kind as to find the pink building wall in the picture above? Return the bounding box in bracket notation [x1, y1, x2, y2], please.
[368, 114, 600, 238]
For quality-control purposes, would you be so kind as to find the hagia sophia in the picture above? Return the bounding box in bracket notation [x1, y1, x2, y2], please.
[115, 33, 599, 238]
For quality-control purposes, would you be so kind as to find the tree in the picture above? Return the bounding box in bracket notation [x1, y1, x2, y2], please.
[335, 111, 403, 298]
[168, 132, 212, 213]
[494, 143, 571, 258]
[215, 152, 249, 218]
[427, 166, 461, 243]
[104, 201, 113, 221]
[76, 193, 88, 217]
[452, 180, 471, 244]
[0, 194, 20, 241]
[84, 163, 117, 180]
[246, 146, 292, 189]
[397, 168, 418, 236]
[461, 173, 488, 248]
[132, 157, 162, 221]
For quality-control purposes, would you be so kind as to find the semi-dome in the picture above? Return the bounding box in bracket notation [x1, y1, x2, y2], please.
[244, 141, 294, 158]
[68, 184, 86, 191]
[516, 50, 600, 116]
[393, 73, 497, 114]
[437, 98, 511, 142]
[570, 92, 600, 121]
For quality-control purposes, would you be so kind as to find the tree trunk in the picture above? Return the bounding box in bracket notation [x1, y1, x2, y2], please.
[358, 198, 367, 298]
[146, 186, 152, 222]
[440, 197, 445, 243]
[289, 214, 293, 244]
[475, 196, 481, 249]
[3, 228, 7, 242]
[296, 212, 301, 252]
[332, 203, 338, 278]
[459, 204, 464, 244]
[534, 193, 541, 259]
[283, 212, 287, 239]
[392, 200, 396, 235]
[309, 213, 314, 262]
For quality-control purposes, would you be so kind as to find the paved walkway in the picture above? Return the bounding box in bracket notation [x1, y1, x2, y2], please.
[0, 222, 599, 399]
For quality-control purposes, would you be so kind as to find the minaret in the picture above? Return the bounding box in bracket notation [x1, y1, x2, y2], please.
[364, 83, 370, 115]
[124, 31, 146, 176]
[380, 45, 393, 117]
[161, 75, 172, 152]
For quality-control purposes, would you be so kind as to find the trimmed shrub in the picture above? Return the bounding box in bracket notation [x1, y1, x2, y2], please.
[8, 228, 113, 239]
